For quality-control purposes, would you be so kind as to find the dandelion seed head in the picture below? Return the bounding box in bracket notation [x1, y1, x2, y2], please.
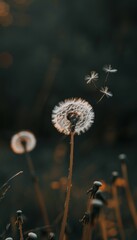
[93, 181, 102, 187]
[100, 86, 113, 98]
[118, 153, 127, 160]
[48, 232, 55, 240]
[52, 98, 94, 135]
[103, 64, 117, 73]
[11, 131, 36, 154]
[91, 199, 103, 207]
[5, 238, 13, 240]
[112, 171, 119, 177]
[85, 71, 98, 84]
[28, 232, 37, 239]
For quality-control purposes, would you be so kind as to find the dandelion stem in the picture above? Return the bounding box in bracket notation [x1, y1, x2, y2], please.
[18, 220, 24, 240]
[59, 132, 75, 240]
[104, 72, 110, 85]
[97, 94, 105, 104]
[112, 184, 125, 240]
[24, 150, 51, 232]
[121, 162, 137, 229]
[98, 210, 107, 240]
[82, 199, 93, 240]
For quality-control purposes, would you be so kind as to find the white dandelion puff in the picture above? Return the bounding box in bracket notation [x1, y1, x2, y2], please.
[100, 86, 113, 98]
[52, 98, 94, 135]
[28, 232, 37, 239]
[11, 131, 36, 154]
[85, 71, 98, 84]
[103, 64, 117, 73]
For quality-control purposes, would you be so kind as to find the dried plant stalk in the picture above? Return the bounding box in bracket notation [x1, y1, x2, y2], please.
[98, 211, 107, 240]
[82, 199, 93, 240]
[112, 184, 125, 240]
[18, 221, 24, 240]
[121, 163, 137, 228]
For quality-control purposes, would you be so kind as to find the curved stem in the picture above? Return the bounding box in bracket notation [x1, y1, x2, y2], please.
[59, 132, 75, 240]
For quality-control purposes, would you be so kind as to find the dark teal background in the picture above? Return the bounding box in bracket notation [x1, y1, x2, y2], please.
[0, 0, 137, 239]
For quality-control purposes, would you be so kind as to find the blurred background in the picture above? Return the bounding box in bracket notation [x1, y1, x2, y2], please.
[0, 0, 137, 239]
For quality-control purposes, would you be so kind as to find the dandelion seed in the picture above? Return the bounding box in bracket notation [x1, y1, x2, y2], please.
[100, 86, 113, 98]
[103, 65, 117, 73]
[11, 131, 36, 154]
[52, 98, 94, 135]
[85, 71, 98, 84]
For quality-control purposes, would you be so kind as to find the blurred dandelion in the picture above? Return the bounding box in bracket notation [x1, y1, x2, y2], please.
[11, 131, 36, 154]
[27, 232, 37, 239]
[103, 65, 117, 73]
[85, 71, 99, 84]
[87, 181, 102, 198]
[52, 98, 94, 135]
[11, 131, 51, 232]
[52, 98, 94, 240]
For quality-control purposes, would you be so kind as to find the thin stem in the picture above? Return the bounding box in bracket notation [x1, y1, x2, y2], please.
[112, 184, 125, 240]
[24, 150, 51, 232]
[59, 132, 75, 240]
[18, 220, 24, 240]
[97, 94, 105, 104]
[98, 211, 107, 240]
[121, 163, 137, 228]
[104, 72, 110, 85]
[82, 198, 93, 240]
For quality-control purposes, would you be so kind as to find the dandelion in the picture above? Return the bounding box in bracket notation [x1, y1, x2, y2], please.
[48, 232, 55, 240]
[118, 153, 127, 164]
[11, 131, 36, 154]
[28, 232, 37, 239]
[103, 65, 117, 73]
[52, 98, 94, 240]
[52, 98, 94, 135]
[11, 131, 51, 231]
[85, 71, 99, 84]
[16, 210, 24, 240]
[5, 238, 13, 240]
[87, 181, 102, 198]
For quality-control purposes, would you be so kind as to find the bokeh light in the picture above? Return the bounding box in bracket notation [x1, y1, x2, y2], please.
[0, 52, 13, 68]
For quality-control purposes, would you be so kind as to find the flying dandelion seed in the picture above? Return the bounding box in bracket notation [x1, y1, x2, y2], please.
[100, 86, 113, 98]
[52, 98, 94, 135]
[11, 131, 36, 154]
[103, 65, 117, 73]
[85, 71, 98, 84]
